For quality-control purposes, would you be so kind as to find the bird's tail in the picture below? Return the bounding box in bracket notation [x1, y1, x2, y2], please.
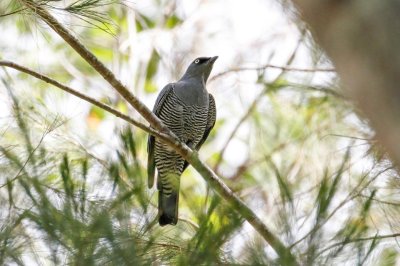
[158, 190, 179, 226]
[158, 172, 180, 226]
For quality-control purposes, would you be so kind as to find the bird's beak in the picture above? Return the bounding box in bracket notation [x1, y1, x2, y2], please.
[208, 56, 218, 65]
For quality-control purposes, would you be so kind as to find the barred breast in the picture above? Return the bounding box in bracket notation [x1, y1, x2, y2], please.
[154, 90, 208, 195]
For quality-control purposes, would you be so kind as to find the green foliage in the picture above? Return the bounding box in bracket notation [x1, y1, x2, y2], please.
[165, 14, 182, 29]
[135, 13, 156, 32]
[0, 93, 245, 265]
[378, 248, 398, 266]
[144, 49, 161, 93]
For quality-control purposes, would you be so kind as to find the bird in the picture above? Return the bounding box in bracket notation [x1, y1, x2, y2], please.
[147, 56, 218, 226]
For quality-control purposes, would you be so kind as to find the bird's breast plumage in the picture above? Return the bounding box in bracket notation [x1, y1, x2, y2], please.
[157, 89, 208, 145]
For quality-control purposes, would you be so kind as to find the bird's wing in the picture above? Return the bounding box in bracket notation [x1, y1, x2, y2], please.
[147, 84, 174, 188]
[182, 94, 216, 172]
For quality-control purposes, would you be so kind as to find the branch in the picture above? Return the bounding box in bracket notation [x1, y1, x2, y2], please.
[316, 233, 400, 257]
[0, 60, 169, 142]
[0, 8, 28, 17]
[211, 64, 335, 81]
[16, 1, 298, 262]
[21, 0, 164, 132]
[0, 118, 50, 189]
[285, 82, 344, 98]
[357, 194, 400, 207]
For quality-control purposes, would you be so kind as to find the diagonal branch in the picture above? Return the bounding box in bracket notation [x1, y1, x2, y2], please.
[22, 0, 164, 132]
[0, 60, 169, 142]
[16, 1, 298, 262]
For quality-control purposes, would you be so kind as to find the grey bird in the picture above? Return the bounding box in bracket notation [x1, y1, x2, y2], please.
[147, 56, 218, 226]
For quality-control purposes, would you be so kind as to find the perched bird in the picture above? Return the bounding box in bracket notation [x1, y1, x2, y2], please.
[147, 56, 218, 226]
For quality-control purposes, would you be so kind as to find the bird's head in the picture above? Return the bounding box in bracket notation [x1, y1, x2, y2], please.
[180, 56, 218, 83]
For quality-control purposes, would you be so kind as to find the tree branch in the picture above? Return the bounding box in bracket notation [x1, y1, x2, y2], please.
[211, 64, 335, 81]
[22, 0, 164, 132]
[316, 233, 400, 257]
[15, 1, 298, 262]
[0, 60, 169, 142]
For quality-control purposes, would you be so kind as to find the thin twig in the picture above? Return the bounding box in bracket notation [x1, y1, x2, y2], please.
[285, 82, 343, 98]
[211, 64, 335, 81]
[0, 122, 49, 188]
[290, 166, 393, 248]
[357, 194, 400, 206]
[316, 233, 400, 257]
[0, 8, 28, 17]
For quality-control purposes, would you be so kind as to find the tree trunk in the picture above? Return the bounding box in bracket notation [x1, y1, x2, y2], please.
[292, 0, 400, 165]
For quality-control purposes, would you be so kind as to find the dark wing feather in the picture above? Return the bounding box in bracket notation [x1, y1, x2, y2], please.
[147, 84, 174, 188]
[182, 94, 216, 172]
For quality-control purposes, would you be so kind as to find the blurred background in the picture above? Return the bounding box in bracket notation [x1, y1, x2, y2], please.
[0, 0, 399, 265]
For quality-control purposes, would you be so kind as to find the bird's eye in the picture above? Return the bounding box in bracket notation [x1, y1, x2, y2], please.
[194, 59, 200, 64]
